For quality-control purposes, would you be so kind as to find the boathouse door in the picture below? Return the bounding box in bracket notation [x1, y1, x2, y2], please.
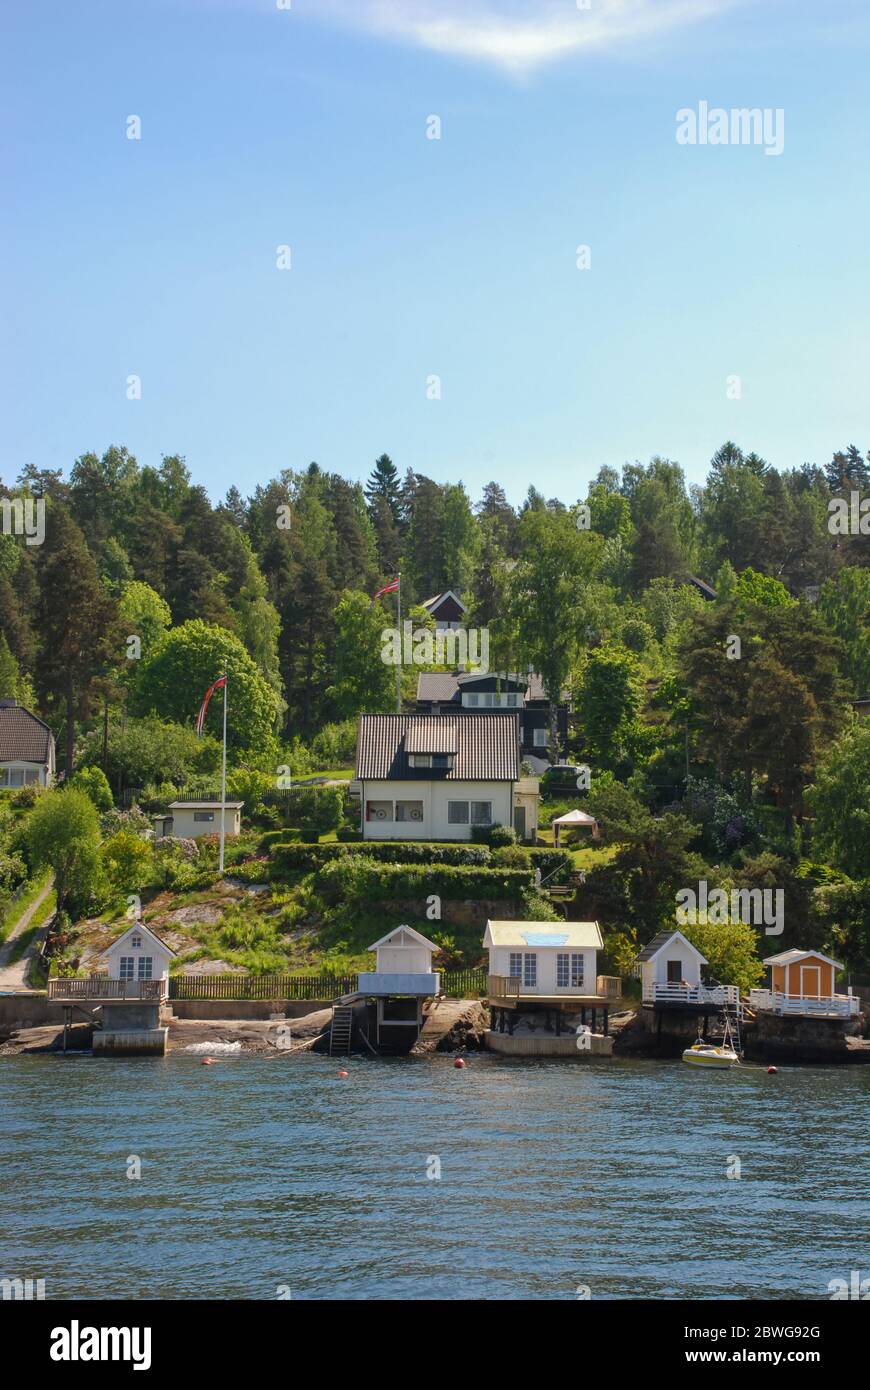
[800, 965, 820, 999]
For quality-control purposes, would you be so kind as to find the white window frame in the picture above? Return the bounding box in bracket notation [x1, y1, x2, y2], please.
[523, 953, 537, 988]
[193, 810, 215, 823]
[533, 728, 548, 747]
[509, 952, 523, 978]
[137, 957, 154, 980]
[395, 800, 424, 823]
[119, 957, 135, 981]
[366, 800, 393, 822]
[470, 801, 492, 825]
[448, 801, 469, 824]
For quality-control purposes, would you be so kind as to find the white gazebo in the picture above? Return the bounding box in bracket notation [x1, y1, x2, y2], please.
[551, 808, 599, 846]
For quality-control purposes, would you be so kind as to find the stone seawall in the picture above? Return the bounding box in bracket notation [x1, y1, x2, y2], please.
[744, 1010, 862, 1064]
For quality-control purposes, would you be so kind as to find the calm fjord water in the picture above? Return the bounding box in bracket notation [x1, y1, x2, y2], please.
[2, 1054, 868, 1300]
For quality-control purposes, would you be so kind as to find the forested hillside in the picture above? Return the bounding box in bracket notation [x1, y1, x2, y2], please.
[1, 441, 869, 972]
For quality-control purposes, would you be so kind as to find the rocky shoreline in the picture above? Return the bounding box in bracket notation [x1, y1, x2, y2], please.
[2, 997, 867, 1064]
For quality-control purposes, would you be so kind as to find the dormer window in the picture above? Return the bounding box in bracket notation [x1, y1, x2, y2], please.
[409, 753, 455, 770]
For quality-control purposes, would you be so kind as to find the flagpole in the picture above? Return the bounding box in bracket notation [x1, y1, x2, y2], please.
[396, 572, 402, 713]
[219, 672, 227, 874]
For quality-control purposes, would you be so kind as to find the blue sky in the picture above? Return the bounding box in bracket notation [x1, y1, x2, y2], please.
[2, 0, 869, 505]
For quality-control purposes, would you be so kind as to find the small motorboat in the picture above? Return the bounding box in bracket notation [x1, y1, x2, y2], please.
[682, 1040, 739, 1068]
[682, 1016, 740, 1069]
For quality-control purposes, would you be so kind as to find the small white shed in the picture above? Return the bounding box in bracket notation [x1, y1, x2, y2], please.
[159, 801, 243, 840]
[102, 922, 176, 996]
[357, 925, 441, 996]
[635, 929, 707, 1002]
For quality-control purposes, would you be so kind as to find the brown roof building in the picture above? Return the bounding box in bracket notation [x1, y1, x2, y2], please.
[0, 699, 56, 788]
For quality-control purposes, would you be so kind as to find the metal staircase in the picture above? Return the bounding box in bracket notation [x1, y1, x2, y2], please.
[329, 1004, 354, 1056]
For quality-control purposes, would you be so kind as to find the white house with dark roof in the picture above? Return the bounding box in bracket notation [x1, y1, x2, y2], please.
[415, 670, 569, 771]
[356, 712, 535, 841]
[634, 928, 739, 1008]
[0, 698, 55, 788]
[102, 920, 176, 998]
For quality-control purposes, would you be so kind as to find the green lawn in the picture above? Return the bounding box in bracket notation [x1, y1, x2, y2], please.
[0, 872, 52, 946]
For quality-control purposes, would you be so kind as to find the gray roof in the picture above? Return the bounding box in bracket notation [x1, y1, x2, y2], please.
[634, 929, 705, 964]
[0, 701, 53, 764]
[416, 670, 548, 703]
[357, 713, 520, 781]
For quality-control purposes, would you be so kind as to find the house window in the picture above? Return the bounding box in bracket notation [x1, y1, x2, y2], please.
[523, 954, 537, 987]
[432, 753, 453, 769]
[131, 935, 142, 949]
[509, 952, 523, 978]
[533, 728, 548, 747]
[448, 801, 469, 824]
[470, 801, 492, 825]
[25, 770, 39, 784]
[119, 957, 135, 980]
[395, 800, 424, 823]
[557, 954, 584, 988]
[666, 959, 682, 983]
[0, 770, 7, 787]
[409, 754, 431, 767]
[366, 800, 393, 822]
[9, 770, 24, 788]
[137, 957, 153, 980]
[464, 693, 479, 707]
[194, 811, 215, 823]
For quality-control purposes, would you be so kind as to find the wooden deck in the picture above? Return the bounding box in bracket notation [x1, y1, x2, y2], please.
[47, 978, 164, 1002]
[486, 974, 618, 1011]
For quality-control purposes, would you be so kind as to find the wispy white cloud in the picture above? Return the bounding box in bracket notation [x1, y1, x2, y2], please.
[312, 0, 742, 75]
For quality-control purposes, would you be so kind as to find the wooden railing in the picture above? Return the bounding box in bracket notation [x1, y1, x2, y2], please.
[48, 978, 164, 1001]
[167, 969, 489, 1001]
[487, 974, 522, 1000]
[169, 974, 357, 1001]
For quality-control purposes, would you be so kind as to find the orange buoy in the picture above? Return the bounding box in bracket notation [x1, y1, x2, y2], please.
[337, 1069, 349, 1078]
[454, 1057, 466, 1069]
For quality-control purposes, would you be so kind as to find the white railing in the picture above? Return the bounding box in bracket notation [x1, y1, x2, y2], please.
[644, 982, 740, 1006]
[749, 989, 860, 1019]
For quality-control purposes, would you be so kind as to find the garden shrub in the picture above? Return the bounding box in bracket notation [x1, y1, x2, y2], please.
[314, 857, 534, 906]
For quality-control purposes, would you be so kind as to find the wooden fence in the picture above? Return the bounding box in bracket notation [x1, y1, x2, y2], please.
[168, 968, 489, 1001]
[168, 974, 357, 1001]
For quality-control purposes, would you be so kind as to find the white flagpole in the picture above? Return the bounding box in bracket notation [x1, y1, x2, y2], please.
[219, 673, 228, 874]
[396, 573, 402, 713]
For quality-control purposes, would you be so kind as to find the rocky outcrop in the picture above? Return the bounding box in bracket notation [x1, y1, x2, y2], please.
[744, 1010, 864, 1064]
[415, 999, 490, 1052]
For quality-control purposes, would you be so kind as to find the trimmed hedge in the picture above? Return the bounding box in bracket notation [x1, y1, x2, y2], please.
[269, 840, 494, 875]
[314, 858, 534, 904]
[528, 848, 573, 881]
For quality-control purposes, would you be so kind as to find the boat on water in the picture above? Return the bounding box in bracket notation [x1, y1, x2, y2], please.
[682, 1016, 740, 1069]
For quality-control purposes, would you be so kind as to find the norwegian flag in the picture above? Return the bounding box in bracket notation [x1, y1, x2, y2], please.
[196, 675, 227, 736]
[370, 577, 399, 608]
